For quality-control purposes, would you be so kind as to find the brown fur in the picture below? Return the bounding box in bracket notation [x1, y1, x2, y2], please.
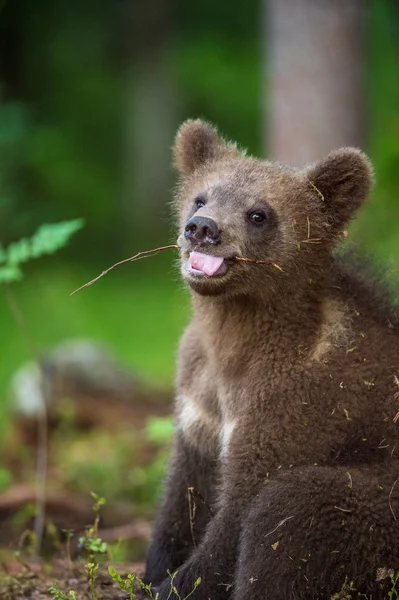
[144, 120, 399, 599]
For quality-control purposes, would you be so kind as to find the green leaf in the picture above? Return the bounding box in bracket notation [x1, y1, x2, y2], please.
[30, 219, 85, 258]
[0, 265, 23, 283]
[7, 238, 31, 265]
[108, 566, 118, 578]
[0, 218, 84, 285]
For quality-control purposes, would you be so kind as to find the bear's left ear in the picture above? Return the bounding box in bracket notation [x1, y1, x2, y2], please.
[173, 119, 240, 176]
[305, 148, 374, 229]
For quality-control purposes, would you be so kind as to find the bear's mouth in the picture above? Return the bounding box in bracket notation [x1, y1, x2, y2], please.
[185, 251, 232, 278]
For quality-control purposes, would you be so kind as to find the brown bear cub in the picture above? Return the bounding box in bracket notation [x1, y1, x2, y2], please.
[144, 120, 399, 599]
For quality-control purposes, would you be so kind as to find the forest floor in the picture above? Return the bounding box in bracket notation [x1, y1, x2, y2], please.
[0, 558, 146, 600]
[0, 341, 175, 600]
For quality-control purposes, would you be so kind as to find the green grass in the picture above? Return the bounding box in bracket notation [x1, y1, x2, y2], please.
[0, 255, 190, 423]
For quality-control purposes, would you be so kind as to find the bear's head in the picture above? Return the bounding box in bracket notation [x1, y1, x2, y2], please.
[173, 119, 373, 298]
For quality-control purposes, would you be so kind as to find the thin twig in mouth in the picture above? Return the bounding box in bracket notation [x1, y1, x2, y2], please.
[71, 244, 284, 295]
[70, 244, 180, 295]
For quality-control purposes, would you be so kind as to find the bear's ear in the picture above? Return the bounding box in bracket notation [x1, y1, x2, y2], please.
[305, 148, 374, 229]
[173, 119, 238, 176]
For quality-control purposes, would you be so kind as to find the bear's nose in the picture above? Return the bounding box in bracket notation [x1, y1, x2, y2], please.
[184, 216, 221, 245]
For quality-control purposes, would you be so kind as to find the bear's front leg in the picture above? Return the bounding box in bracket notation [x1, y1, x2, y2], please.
[144, 431, 217, 587]
[154, 429, 267, 600]
[154, 504, 240, 600]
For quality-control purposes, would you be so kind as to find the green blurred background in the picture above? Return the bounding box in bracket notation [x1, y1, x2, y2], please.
[0, 0, 398, 422]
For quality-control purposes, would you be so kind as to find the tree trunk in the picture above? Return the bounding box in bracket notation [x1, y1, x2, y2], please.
[265, 0, 366, 166]
[121, 0, 178, 247]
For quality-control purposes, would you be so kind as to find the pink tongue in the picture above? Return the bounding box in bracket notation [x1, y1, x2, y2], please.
[189, 251, 224, 276]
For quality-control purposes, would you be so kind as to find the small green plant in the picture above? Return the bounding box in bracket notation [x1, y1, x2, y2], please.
[48, 587, 77, 600]
[108, 566, 201, 600]
[78, 492, 108, 561]
[49, 495, 106, 600]
[86, 563, 99, 600]
[388, 571, 399, 599]
[330, 578, 356, 600]
[0, 219, 84, 283]
[48, 492, 202, 600]
[108, 566, 150, 600]
[164, 570, 201, 600]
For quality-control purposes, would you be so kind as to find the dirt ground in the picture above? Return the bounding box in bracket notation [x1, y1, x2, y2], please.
[0, 559, 146, 600]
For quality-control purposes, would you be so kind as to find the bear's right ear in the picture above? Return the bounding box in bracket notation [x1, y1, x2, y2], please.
[305, 147, 374, 230]
[173, 119, 238, 176]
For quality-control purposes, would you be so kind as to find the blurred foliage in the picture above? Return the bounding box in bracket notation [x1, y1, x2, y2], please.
[0, 0, 260, 256]
[0, 0, 396, 257]
[0, 0, 123, 258]
[351, 0, 399, 272]
[146, 416, 175, 445]
[0, 467, 12, 492]
[0, 0, 397, 253]
[54, 417, 173, 508]
[0, 219, 84, 282]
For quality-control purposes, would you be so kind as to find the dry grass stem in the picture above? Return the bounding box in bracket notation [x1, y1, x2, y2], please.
[235, 256, 284, 272]
[264, 515, 294, 538]
[187, 486, 214, 548]
[300, 238, 322, 245]
[334, 506, 353, 513]
[393, 376, 399, 423]
[307, 178, 325, 201]
[346, 471, 353, 489]
[70, 244, 180, 295]
[187, 487, 197, 548]
[187, 486, 213, 515]
[389, 477, 399, 522]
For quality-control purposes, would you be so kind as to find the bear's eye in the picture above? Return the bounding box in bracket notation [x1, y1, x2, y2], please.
[249, 211, 267, 225]
[194, 197, 206, 210]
